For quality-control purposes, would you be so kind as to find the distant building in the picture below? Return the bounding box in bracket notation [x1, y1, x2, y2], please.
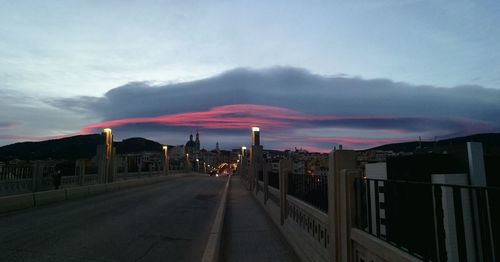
[185, 132, 201, 155]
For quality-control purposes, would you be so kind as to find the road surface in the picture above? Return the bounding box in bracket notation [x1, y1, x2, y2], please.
[0, 173, 226, 262]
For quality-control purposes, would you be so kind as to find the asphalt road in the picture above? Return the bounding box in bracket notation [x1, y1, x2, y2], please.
[0, 173, 226, 262]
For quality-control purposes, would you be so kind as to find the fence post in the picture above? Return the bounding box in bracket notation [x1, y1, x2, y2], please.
[263, 161, 270, 204]
[251, 144, 263, 194]
[279, 158, 291, 225]
[76, 159, 85, 186]
[31, 161, 43, 192]
[96, 144, 106, 184]
[339, 169, 361, 262]
[328, 149, 357, 262]
[109, 148, 116, 182]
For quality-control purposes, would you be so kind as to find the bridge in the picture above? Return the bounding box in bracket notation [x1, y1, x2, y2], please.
[0, 128, 498, 262]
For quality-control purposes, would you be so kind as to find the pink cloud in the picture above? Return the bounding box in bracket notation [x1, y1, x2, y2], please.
[75, 103, 481, 151]
[79, 104, 417, 134]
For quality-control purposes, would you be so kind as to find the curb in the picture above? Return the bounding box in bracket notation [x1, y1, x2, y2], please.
[201, 175, 232, 262]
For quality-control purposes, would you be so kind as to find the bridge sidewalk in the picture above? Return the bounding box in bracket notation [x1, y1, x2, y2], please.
[220, 176, 299, 262]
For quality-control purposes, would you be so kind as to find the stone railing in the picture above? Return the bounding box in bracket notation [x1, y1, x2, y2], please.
[0, 172, 189, 214]
[287, 195, 329, 249]
[0, 179, 33, 196]
[246, 161, 330, 262]
[240, 149, 425, 262]
[0, 160, 183, 196]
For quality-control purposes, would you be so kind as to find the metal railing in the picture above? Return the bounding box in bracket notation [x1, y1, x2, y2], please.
[268, 171, 279, 189]
[354, 178, 499, 261]
[288, 172, 328, 212]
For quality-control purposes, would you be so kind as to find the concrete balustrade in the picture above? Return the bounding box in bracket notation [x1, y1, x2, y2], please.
[66, 186, 89, 199]
[34, 189, 67, 206]
[240, 146, 424, 262]
[88, 184, 106, 195]
[0, 193, 34, 213]
[351, 228, 420, 262]
[105, 182, 121, 192]
[0, 173, 188, 214]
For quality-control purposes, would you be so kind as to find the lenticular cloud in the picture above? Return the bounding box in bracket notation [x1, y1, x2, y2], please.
[51, 67, 500, 150]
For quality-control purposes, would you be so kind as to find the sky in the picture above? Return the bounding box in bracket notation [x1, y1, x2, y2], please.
[1, 0, 500, 152]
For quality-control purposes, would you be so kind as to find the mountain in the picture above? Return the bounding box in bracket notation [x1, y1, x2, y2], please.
[115, 137, 165, 154]
[0, 134, 166, 161]
[366, 133, 500, 153]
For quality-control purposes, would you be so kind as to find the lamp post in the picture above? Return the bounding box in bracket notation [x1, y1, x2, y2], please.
[196, 159, 200, 172]
[103, 128, 113, 160]
[250, 126, 262, 191]
[251, 127, 260, 146]
[102, 128, 113, 183]
[163, 146, 168, 175]
[241, 146, 247, 178]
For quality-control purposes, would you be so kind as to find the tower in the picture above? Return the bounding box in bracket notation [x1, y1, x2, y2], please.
[185, 133, 196, 155]
[195, 131, 200, 151]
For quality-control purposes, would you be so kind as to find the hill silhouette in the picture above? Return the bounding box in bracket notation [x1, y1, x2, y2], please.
[367, 133, 500, 153]
[1, 132, 500, 161]
[0, 134, 167, 161]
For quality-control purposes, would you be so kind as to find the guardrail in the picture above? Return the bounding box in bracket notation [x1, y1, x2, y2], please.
[243, 159, 331, 262]
[239, 149, 500, 262]
[0, 172, 188, 214]
[355, 177, 499, 261]
[0, 160, 182, 196]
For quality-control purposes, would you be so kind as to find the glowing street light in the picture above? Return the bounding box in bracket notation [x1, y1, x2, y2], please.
[162, 146, 169, 174]
[251, 126, 260, 146]
[162, 145, 168, 156]
[102, 128, 113, 160]
[241, 146, 247, 156]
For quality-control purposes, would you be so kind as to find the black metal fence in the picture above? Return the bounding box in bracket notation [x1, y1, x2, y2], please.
[288, 172, 328, 212]
[269, 171, 279, 189]
[355, 178, 499, 261]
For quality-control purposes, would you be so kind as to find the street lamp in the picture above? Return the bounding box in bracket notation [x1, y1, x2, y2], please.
[251, 127, 260, 146]
[162, 146, 168, 174]
[241, 146, 247, 157]
[101, 128, 113, 183]
[102, 128, 113, 160]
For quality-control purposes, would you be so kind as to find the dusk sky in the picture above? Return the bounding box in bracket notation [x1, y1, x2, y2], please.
[1, 1, 500, 151]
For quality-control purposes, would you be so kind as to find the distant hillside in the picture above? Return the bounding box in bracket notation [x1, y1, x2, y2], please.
[367, 133, 500, 153]
[115, 137, 165, 154]
[0, 135, 166, 161]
